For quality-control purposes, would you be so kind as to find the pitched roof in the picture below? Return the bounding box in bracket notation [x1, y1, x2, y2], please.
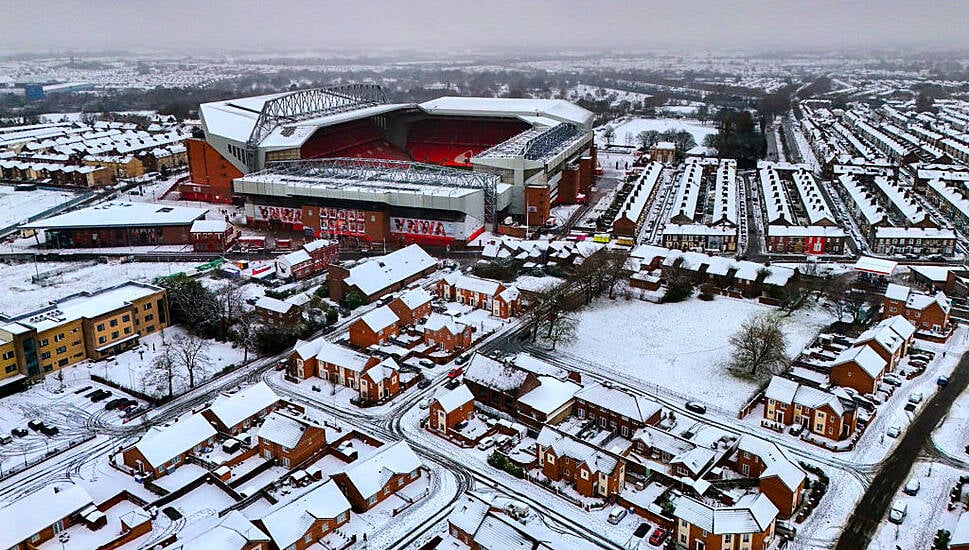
[465, 353, 528, 391]
[0, 484, 94, 549]
[855, 323, 905, 355]
[168, 510, 268, 550]
[260, 482, 350, 549]
[536, 427, 619, 475]
[435, 384, 474, 413]
[451, 274, 502, 295]
[257, 410, 323, 449]
[359, 305, 399, 332]
[880, 315, 916, 341]
[832, 345, 887, 378]
[736, 436, 806, 491]
[764, 376, 799, 404]
[343, 244, 436, 296]
[447, 494, 491, 536]
[884, 283, 910, 301]
[133, 414, 216, 468]
[313, 340, 373, 372]
[255, 295, 298, 314]
[674, 493, 778, 535]
[205, 382, 279, 429]
[336, 441, 422, 499]
[425, 312, 462, 334]
[397, 287, 433, 310]
[574, 383, 661, 424]
[517, 376, 580, 415]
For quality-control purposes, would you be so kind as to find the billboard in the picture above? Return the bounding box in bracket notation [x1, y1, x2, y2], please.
[391, 217, 462, 241]
[319, 207, 368, 236]
[254, 205, 302, 224]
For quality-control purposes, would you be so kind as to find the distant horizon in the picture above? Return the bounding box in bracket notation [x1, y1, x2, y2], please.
[2, 0, 968, 56]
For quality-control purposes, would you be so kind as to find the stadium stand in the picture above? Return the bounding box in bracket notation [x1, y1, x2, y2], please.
[405, 118, 528, 167]
[301, 120, 411, 161]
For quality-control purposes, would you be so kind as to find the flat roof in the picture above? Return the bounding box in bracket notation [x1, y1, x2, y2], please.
[854, 256, 898, 276]
[22, 202, 207, 230]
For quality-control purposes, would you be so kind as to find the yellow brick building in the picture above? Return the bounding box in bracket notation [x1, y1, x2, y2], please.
[0, 281, 169, 389]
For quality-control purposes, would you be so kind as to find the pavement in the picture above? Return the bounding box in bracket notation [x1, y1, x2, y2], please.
[836, 346, 969, 549]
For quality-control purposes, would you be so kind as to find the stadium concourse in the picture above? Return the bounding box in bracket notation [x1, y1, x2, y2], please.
[181, 85, 598, 247]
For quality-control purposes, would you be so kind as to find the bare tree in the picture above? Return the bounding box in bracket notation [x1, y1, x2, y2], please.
[170, 334, 210, 389]
[215, 281, 244, 340]
[146, 346, 179, 398]
[603, 248, 633, 299]
[822, 273, 853, 322]
[236, 308, 259, 363]
[602, 125, 615, 146]
[727, 313, 789, 380]
[541, 310, 579, 351]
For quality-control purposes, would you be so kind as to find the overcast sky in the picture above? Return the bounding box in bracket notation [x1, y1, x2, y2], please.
[3, 0, 967, 55]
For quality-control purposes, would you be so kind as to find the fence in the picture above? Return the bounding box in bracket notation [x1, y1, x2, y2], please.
[0, 433, 96, 480]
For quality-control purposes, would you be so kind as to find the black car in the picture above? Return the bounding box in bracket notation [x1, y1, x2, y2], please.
[685, 402, 707, 415]
[11, 427, 28, 437]
[91, 390, 112, 403]
[444, 377, 462, 390]
[418, 377, 432, 389]
[104, 398, 127, 410]
[27, 420, 45, 431]
[40, 425, 59, 437]
[87, 389, 106, 401]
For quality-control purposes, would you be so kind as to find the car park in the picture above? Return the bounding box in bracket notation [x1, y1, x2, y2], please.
[903, 479, 920, 495]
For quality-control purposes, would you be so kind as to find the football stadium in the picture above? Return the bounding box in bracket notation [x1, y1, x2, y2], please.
[183, 84, 596, 247]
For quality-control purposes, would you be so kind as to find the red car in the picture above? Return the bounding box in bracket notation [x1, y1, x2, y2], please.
[447, 367, 463, 379]
[649, 528, 668, 546]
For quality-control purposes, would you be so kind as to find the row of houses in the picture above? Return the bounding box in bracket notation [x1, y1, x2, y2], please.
[434, 352, 805, 549]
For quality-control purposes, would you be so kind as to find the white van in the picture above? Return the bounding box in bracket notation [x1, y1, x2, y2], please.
[888, 499, 907, 523]
[607, 506, 627, 525]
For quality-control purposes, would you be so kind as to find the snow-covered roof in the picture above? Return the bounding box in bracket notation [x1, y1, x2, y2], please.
[343, 244, 436, 296]
[517, 376, 580, 415]
[190, 219, 229, 233]
[22, 202, 206, 229]
[909, 264, 954, 283]
[168, 510, 268, 550]
[448, 494, 491, 538]
[397, 286, 433, 310]
[255, 295, 298, 314]
[674, 493, 778, 535]
[424, 312, 462, 335]
[832, 345, 887, 378]
[952, 511, 969, 546]
[854, 256, 897, 276]
[766, 225, 846, 238]
[884, 282, 911, 301]
[855, 322, 905, 355]
[434, 384, 474, 413]
[132, 414, 216, 468]
[537, 427, 619, 474]
[313, 340, 373, 372]
[336, 441, 422, 499]
[574, 383, 661, 424]
[419, 97, 593, 129]
[260, 482, 349, 549]
[4, 281, 163, 333]
[359, 305, 399, 332]
[764, 376, 799, 404]
[906, 290, 951, 313]
[205, 382, 279, 430]
[465, 353, 528, 391]
[278, 249, 312, 267]
[0, 484, 94, 549]
[874, 226, 955, 240]
[879, 315, 916, 341]
[671, 447, 716, 476]
[257, 410, 323, 449]
[446, 273, 502, 296]
[736, 436, 805, 491]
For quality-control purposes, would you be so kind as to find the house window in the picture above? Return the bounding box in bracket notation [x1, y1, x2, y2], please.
[724, 534, 732, 543]
[367, 495, 377, 504]
[577, 408, 585, 419]
[96, 324, 104, 331]
[110, 319, 118, 327]
[40, 351, 51, 360]
[338, 512, 348, 523]
[54, 333, 64, 342]
[112, 331, 119, 339]
[144, 303, 152, 310]
[145, 314, 154, 321]
[305, 534, 312, 543]
[581, 469, 589, 480]
[742, 533, 750, 542]
[5, 365, 16, 373]
[39, 338, 49, 347]
[1, 351, 12, 360]
[123, 314, 130, 322]
[547, 454, 555, 464]
[56, 346, 67, 354]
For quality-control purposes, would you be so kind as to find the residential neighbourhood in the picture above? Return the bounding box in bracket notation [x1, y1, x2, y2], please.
[4, 10, 969, 550]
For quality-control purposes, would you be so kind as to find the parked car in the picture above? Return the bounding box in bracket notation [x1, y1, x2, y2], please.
[419, 359, 435, 369]
[648, 528, 669, 545]
[444, 377, 462, 390]
[0, 434, 11, 445]
[104, 398, 127, 410]
[91, 390, 112, 403]
[789, 423, 804, 436]
[685, 402, 706, 414]
[417, 377, 432, 389]
[27, 420, 45, 431]
[447, 367, 463, 379]
[903, 479, 921, 496]
[938, 376, 949, 388]
[476, 436, 496, 451]
[888, 499, 907, 523]
[775, 521, 797, 539]
[40, 425, 59, 437]
[607, 507, 628, 525]
[455, 353, 472, 365]
[908, 392, 924, 404]
[419, 397, 435, 410]
[11, 427, 28, 437]
[887, 425, 902, 438]
[882, 374, 903, 387]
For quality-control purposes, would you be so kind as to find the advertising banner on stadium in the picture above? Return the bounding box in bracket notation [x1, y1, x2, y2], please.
[253, 205, 303, 224]
[390, 217, 459, 239]
[319, 207, 368, 236]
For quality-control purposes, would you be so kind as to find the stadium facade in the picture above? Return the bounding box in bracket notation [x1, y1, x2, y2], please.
[183, 85, 596, 247]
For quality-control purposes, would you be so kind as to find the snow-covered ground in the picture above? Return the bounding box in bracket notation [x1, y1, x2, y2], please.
[562, 296, 835, 412]
[0, 259, 199, 314]
[0, 184, 79, 229]
[869, 460, 965, 550]
[91, 326, 248, 399]
[601, 117, 716, 148]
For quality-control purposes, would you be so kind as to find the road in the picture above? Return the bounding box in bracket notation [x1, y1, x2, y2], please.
[835, 348, 969, 549]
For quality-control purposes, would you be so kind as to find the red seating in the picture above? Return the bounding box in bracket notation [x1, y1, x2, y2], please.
[300, 120, 411, 162]
[404, 118, 529, 167]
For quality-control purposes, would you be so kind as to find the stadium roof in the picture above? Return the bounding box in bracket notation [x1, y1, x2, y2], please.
[419, 97, 593, 129]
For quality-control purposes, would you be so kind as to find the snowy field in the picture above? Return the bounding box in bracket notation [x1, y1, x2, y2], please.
[602, 117, 716, 148]
[562, 297, 834, 411]
[869, 460, 964, 550]
[0, 259, 199, 314]
[0, 184, 79, 228]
